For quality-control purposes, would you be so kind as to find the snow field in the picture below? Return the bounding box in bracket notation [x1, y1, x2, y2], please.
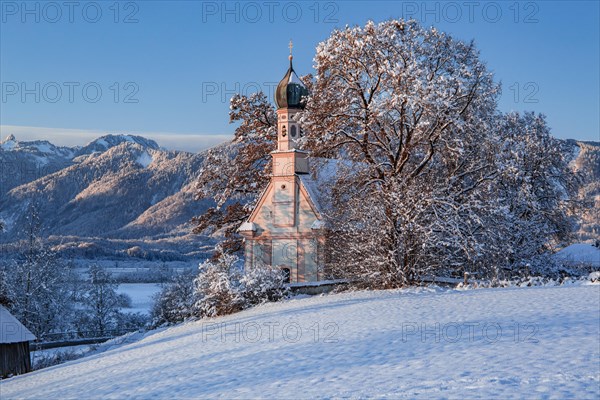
[1, 284, 598, 399]
[117, 283, 162, 315]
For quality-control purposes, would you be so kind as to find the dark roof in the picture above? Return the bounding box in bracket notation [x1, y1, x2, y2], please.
[275, 59, 309, 109]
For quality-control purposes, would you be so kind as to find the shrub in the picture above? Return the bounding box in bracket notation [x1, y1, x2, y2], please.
[193, 253, 244, 318]
[152, 251, 289, 324]
[240, 262, 288, 306]
[151, 270, 196, 325]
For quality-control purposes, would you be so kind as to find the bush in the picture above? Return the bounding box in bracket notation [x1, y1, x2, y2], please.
[193, 253, 244, 318]
[151, 270, 197, 325]
[152, 251, 289, 324]
[117, 311, 149, 331]
[32, 348, 90, 371]
[240, 262, 288, 306]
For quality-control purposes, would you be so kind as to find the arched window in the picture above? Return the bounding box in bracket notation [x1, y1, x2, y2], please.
[290, 125, 297, 137]
[281, 267, 291, 284]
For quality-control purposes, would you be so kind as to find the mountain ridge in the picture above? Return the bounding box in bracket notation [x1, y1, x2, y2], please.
[0, 134, 215, 261]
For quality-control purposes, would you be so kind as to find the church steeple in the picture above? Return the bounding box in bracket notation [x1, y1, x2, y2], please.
[272, 42, 309, 175]
[275, 41, 309, 110]
[239, 44, 324, 284]
[274, 41, 308, 153]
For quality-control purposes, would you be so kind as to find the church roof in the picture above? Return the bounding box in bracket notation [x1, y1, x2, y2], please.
[298, 157, 358, 217]
[0, 305, 36, 343]
[274, 59, 309, 110]
[241, 157, 356, 229]
[238, 221, 257, 232]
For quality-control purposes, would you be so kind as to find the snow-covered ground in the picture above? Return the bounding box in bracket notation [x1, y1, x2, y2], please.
[117, 283, 162, 315]
[555, 243, 600, 267]
[2, 284, 599, 399]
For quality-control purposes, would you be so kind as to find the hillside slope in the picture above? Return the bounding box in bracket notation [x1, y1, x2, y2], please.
[2, 285, 598, 399]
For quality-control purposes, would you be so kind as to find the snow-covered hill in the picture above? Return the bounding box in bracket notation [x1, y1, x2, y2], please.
[1, 285, 598, 398]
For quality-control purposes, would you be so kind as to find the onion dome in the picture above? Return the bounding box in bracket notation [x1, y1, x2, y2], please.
[275, 43, 308, 109]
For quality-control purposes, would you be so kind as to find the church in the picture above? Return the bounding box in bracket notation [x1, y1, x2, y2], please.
[238, 47, 331, 284]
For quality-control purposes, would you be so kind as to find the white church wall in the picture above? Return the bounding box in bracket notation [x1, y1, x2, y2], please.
[272, 239, 297, 282]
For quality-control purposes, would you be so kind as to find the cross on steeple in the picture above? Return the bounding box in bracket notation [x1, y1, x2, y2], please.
[288, 40, 293, 62]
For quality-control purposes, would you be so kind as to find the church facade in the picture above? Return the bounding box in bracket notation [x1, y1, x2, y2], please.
[238, 51, 326, 283]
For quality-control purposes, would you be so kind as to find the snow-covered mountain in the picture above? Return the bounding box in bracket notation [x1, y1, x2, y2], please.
[0, 134, 160, 198]
[0, 134, 215, 261]
[0, 135, 76, 197]
[74, 134, 160, 157]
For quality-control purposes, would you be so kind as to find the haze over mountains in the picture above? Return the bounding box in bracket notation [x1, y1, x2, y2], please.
[0, 133, 598, 265]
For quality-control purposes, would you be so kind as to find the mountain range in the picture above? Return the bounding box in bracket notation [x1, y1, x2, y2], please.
[0, 134, 217, 263]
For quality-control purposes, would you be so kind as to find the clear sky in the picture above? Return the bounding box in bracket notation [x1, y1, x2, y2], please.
[1, 1, 598, 151]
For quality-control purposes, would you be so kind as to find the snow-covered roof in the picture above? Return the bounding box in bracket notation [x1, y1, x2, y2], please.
[238, 222, 257, 232]
[0, 306, 36, 343]
[554, 243, 600, 267]
[311, 220, 326, 230]
[299, 157, 361, 216]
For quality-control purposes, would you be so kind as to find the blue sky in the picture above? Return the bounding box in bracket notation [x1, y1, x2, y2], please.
[1, 1, 598, 151]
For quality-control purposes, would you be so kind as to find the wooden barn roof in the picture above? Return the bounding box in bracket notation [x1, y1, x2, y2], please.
[0, 306, 36, 343]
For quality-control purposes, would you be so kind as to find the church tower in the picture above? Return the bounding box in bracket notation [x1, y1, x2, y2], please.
[240, 43, 324, 284]
[272, 42, 310, 178]
[270, 42, 310, 233]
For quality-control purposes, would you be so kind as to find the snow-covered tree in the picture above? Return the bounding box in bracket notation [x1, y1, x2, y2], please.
[78, 265, 123, 336]
[151, 270, 197, 325]
[193, 252, 244, 318]
[0, 267, 12, 306]
[6, 202, 74, 337]
[300, 19, 500, 286]
[193, 92, 277, 256]
[487, 112, 578, 275]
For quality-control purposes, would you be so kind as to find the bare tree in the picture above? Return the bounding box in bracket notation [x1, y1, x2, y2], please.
[79, 265, 122, 336]
[194, 92, 277, 256]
